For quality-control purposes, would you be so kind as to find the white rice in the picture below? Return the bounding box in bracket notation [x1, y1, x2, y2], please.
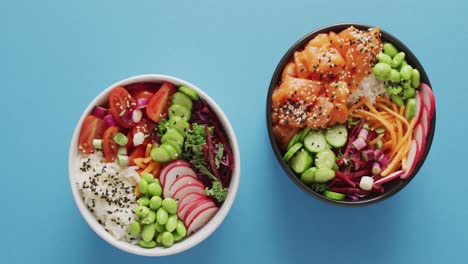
[349, 74, 389, 105]
[74, 151, 140, 243]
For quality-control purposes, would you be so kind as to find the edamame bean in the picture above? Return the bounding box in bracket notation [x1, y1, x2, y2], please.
[176, 220, 186, 237]
[411, 69, 420, 88]
[129, 221, 141, 236]
[137, 197, 150, 206]
[139, 240, 156, 248]
[383, 43, 398, 57]
[162, 198, 177, 214]
[373, 63, 392, 80]
[386, 85, 402, 95]
[141, 173, 154, 184]
[141, 210, 156, 224]
[142, 224, 156, 242]
[402, 79, 412, 89]
[165, 214, 178, 232]
[173, 232, 183, 242]
[134, 205, 149, 217]
[400, 65, 413, 80]
[156, 208, 169, 225]
[161, 232, 174, 247]
[156, 233, 163, 244]
[391, 94, 404, 107]
[403, 87, 416, 99]
[391, 52, 406, 69]
[139, 179, 148, 194]
[148, 182, 162, 197]
[400, 60, 408, 68]
[154, 222, 165, 233]
[150, 196, 162, 210]
[389, 69, 401, 82]
[376, 53, 392, 65]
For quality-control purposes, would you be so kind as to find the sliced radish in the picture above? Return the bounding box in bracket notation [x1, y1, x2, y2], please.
[373, 170, 405, 187]
[414, 91, 424, 124]
[163, 166, 197, 198]
[183, 199, 216, 224]
[178, 196, 210, 221]
[414, 124, 426, 160]
[159, 160, 191, 187]
[178, 192, 207, 211]
[421, 83, 435, 120]
[421, 106, 429, 132]
[172, 182, 205, 201]
[187, 206, 218, 235]
[169, 175, 203, 195]
[401, 140, 419, 179]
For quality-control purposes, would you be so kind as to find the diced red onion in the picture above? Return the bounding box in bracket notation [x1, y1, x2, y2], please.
[372, 162, 381, 175]
[352, 137, 366, 150]
[361, 149, 375, 161]
[103, 115, 116, 127]
[92, 106, 107, 118]
[378, 154, 389, 165]
[136, 98, 148, 109]
[374, 149, 383, 160]
[358, 129, 369, 141]
[132, 109, 143, 123]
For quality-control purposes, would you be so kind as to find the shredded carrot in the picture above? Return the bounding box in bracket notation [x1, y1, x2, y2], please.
[142, 161, 159, 175]
[145, 143, 152, 157]
[143, 156, 152, 163]
[369, 133, 384, 146]
[134, 158, 146, 168]
[402, 157, 408, 171]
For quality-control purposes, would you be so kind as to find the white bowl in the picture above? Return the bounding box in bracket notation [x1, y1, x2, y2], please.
[68, 74, 240, 256]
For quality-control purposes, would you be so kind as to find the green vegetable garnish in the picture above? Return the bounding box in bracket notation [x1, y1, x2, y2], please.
[311, 183, 329, 193]
[215, 143, 224, 169]
[205, 181, 228, 203]
[157, 119, 170, 135]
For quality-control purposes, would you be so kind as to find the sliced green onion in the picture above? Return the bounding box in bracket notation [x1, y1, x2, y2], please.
[118, 147, 127, 155]
[117, 155, 129, 167]
[362, 123, 370, 131]
[374, 139, 383, 149]
[93, 139, 103, 149]
[113, 133, 128, 146]
[119, 110, 126, 117]
[375, 127, 386, 134]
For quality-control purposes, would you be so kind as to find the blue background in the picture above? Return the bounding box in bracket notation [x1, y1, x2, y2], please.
[2, 0, 466, 263]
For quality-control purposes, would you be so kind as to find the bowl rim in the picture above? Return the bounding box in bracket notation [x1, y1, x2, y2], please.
[266, 23, 436, 207]
[68, 74, 241, 256]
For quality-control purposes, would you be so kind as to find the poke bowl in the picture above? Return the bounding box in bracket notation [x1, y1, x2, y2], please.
[266, 23, 435, 206]
[69, 74, 240, 256]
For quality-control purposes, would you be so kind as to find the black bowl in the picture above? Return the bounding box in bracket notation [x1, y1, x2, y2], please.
[266, 23, 436, 207]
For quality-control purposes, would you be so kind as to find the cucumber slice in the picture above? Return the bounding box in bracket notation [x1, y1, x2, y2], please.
[304, 130, 328, 153]
[325, 125, 348, 148]
[165, 139, 182, 155]
[299, 127, 311, 142]
[314, 168, 335, 183]
[168, 105, 192, 121]
[300, 167, 318, 184]
[323, 190, 345, 200]
[405, 98, 416, 120]
[160, 142, 179, 160]
[168, 116, 190, 135]
[161, 128, 184, 146]
[315, 149, 336, 169]
[178, 85, 200, 100]
[172, 92, 193, 109]
[287, 133, 301, 150]
[283, 142, 302, 161]
[289, 149, 313, 174]
[150, 147, 171, 163]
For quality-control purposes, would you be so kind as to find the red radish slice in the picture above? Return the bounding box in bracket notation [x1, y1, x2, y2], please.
[401, 140, 419, 179]
[159, 160, 191, 186]
[187, 207, 218, 235]
[414, 124, 426, 160]
[421, 106, 429, 133]
[373, 170, 405, 187]
[178, 196, 210, 220]
[163, 166, 197, 198]
[421, 83, 435, 120]
[169, 175, 203, 195]
[414, 91, 424, 124]
[183, 199, 216, 224]
[178, 192, 207, 210]
[172, 182, 205, 201]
